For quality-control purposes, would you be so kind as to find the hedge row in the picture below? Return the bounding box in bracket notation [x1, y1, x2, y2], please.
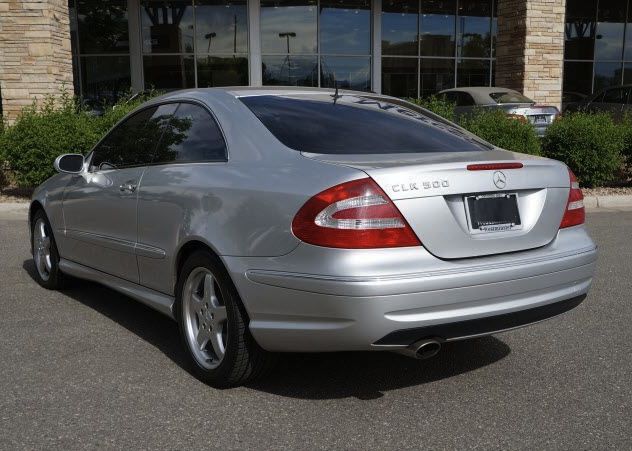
[0, 91, 155, 188]
[416, 96, 629, 187]
[0, 92, 629, 188]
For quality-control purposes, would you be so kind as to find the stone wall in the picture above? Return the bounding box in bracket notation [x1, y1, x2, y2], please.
[496, 0, 566, 109]
[0, 0, 73, 122]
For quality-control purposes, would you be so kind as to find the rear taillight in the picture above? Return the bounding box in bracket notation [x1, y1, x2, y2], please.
[560, 169, 585, 229]
[292, 178, 421, 249]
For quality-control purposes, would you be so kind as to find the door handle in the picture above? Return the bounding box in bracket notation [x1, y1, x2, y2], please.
[119, 181, 138, 193]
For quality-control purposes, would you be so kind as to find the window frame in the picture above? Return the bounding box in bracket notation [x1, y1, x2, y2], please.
[88, 98, 229, 172]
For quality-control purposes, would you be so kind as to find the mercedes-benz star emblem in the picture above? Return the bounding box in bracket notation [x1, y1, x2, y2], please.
[493, 171, 507, 189]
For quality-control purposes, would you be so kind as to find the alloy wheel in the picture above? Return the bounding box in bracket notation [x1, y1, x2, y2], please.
[33, 218, 52, 282]
[182, 268, 228, 369]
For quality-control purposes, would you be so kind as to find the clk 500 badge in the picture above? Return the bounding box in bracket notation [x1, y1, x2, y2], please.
[391, 180, 449, 192]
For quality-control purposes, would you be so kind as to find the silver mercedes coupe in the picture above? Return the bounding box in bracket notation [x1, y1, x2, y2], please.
[29, 87, 597, 387]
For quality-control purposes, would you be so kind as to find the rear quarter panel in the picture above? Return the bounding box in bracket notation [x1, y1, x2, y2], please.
[135, 91, 365, 295]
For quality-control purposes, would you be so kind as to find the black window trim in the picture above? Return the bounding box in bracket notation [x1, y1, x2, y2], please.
[88, 98, 229, 173]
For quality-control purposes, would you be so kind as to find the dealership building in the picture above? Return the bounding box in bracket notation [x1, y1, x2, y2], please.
[0, 0, 628, 120]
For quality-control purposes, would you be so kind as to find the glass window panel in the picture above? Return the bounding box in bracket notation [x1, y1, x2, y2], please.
[625, 3, 632, 60]
[320, 0, 371, 55]
[594, 61, 623, 92]
[77, 0, 129, 53]
[195, 0, 248, 54]
[457, 0, 492, 58]
[69, 0, 78, 54]
[260, 0, 317, 54]
[240, 95, 489, 154]
[143, 55, 195, 89]
[382, 0, 418, 56]
[564, 0, 597, 60]
[197, 56, 249, 86]
[92, 106, 162, 169]
[153, 103, 227, 163]
[420, 0, 456, 57]
[262, 55, 318, 86]
[420, 58, 455, 97]
[491, 0, 497, 57]
[563, 61, 593, 96]
[624, 63, 632, 85]
[80, 56, 131, 105]
[141, 1, 195, 53]
[382, 57, 418, 98]
[320, 56, 371, 91]
[457, 58, 490, 87]
[594, 0, 626, 61]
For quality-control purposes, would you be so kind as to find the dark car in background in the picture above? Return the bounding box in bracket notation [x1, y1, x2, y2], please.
[568, 85, 632, 121]
[438, 87, 560, 137]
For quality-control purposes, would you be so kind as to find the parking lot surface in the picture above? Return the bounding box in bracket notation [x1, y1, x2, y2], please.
[1, 209, 631, 450]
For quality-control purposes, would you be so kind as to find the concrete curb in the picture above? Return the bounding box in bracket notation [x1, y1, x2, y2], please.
[584, 195, 632, 210]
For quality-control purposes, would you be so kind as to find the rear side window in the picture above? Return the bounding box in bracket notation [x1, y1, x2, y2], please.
[152, 103, 227, 164]
[240, 95, 489, 154]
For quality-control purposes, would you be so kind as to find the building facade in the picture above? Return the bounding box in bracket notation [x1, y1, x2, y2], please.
[0, 0, 618, 121]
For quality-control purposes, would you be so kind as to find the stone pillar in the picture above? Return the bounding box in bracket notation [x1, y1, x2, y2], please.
[496, 0, 566, 109]
[0, 0, 73, 122]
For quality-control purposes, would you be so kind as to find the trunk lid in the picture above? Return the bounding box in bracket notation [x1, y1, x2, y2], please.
[302, 150, 570, 259]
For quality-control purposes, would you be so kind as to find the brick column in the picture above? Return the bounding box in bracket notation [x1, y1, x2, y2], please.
[496, 0, 566, 109]
[0, 0, 73, 122]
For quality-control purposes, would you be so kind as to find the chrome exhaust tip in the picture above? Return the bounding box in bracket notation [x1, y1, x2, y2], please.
[396, 338, 442, 360]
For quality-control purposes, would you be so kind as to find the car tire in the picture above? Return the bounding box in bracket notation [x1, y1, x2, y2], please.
[176, 250, 275, 388]
[31, 209, 65, 290]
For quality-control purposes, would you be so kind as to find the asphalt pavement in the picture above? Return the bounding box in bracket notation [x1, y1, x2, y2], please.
[1, 209, 631, 450]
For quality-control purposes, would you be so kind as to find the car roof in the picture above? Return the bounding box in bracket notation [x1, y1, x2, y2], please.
[439, 86, 530, 104]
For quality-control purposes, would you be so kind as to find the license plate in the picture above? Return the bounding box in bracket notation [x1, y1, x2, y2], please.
[532, 115, 548, 124]
[466, 193, 521, 233]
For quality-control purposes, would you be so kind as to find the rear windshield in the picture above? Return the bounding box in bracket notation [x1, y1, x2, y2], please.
[240, 95, 490, 154]
[488, 92, 533, 104]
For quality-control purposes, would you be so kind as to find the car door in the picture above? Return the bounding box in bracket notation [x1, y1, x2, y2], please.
[62, 103, 177, 282]
[136, 102, 229, 295]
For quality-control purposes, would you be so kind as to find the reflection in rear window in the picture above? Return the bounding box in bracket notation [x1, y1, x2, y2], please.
[240, 95, 490, 154]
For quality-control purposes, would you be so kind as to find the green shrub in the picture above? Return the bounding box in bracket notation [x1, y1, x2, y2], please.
[409, 96, 456, 122]
[0, 90, 162, 188]
[0, 92, 100, 187]
[542, 112, 623, 187]
[459, 109, 541, 156]
[619, 114, 632, 164]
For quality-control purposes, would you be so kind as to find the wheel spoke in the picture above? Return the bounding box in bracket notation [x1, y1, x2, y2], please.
[209, 331, 225, 359]
[211, 305, 227, 324]
[203, 273, 216, 305]
[38, 221, 47, 239]
[196, 327, 210, 350]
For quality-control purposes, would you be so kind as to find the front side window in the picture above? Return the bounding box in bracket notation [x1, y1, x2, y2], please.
[241, 95, 489, 154]
[153, 103, 227, 163]
[92, 104, 177, 170]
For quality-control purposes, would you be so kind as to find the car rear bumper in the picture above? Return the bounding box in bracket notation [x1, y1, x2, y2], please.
[223, 226, 597, 352]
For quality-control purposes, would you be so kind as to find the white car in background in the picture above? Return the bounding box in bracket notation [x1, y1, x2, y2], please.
[439, 87, 560, 137]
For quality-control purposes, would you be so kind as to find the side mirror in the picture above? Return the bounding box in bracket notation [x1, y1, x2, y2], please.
[54, 154, 84, 174]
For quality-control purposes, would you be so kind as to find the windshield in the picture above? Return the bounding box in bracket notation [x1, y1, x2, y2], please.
[489, 92, 534, 104]
[240, 95, 491, 155]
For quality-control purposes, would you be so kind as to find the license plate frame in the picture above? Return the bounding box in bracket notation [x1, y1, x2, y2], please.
[465, 193, 522, 234]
